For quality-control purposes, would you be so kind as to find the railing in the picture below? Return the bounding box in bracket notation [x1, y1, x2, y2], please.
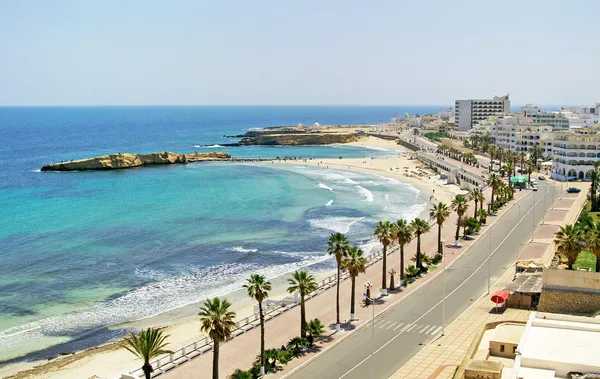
[127, 248, 391, 378]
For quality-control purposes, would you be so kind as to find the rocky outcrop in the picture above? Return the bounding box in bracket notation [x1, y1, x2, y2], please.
[41, 151, 231, 172]
[224, 129, 364, 146]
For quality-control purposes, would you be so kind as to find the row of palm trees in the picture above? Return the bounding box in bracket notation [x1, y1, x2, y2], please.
[124, 191, 492, 379]
[436, 145, 478, 166]
[488, 145, 542, 179]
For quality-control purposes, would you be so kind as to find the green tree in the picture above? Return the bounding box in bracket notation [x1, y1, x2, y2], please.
[244, 274, 272, 375]
[287, 270, 318, 338]
[124, 328, 172, 379]
[590, 170, 599, 212]
[584, 221, 600, 272]
[393, 219, 413, 282]
[469, 189, 485, 218]
[487, 173, 501, 208]
[526, 160, 535, 185]
[451, 195, 469, 241]
[327, 232, 349, 330]
[198, 298, 236, 379]
[307, 318, 326, 346]
[488, 145, 497, 173]
[374, 221, 394, 293]
[429, 202, 451, 257]
[342, 246, 368, 320]
[554, 224, 585, 270]
[410, 218, 431, 271]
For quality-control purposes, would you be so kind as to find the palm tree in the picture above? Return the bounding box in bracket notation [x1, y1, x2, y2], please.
[487, 173, 501, 209]
[327, 232, 349, 330]
[124, 328, 172, 379]
[526, 160, 535, 186]
[488, 145, 497, 173]
[529, 146, 543, 169]
[429, 202, 451, 258]
[451, 195, 469, 241]
[519, 151, 526, 174]
[306, 318, 326, 346]
[341, 247, 367, 320]
[584, 221, 600, 272]
[244, 274, 272, 376]
[374, 221, 394, 294]
[475, 189, 485, 218]
[287, 270, 318, 338]
[589, 170, 599, 211]
[198, 298, 236, 379]
[393, 219, 413, 282]
[554, 224, 585, 270]
[410, 218, 431, 271]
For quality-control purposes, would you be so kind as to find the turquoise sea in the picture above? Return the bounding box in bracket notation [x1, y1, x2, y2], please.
[0, 106, 440, 363]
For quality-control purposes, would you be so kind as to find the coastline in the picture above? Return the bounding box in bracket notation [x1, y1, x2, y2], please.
[0, 136, 464, 379]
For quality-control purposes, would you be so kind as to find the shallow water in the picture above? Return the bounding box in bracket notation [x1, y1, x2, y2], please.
[0, 106, 436, 362]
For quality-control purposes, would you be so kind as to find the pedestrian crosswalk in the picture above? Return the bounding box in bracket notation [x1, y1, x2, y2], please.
[373, 319, 442, 336]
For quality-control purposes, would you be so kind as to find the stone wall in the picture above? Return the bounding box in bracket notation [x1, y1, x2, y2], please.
[537, 289, 600, 314]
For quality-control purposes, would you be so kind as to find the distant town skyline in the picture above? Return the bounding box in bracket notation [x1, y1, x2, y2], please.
[1, 0, 598, 106]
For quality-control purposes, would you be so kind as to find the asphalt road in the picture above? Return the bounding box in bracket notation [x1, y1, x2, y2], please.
[288, 182, 559, 379]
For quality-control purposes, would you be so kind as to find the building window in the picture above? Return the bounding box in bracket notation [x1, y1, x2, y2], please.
[500, 345, 505, 352]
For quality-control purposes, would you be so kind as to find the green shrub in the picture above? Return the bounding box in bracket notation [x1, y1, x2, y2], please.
[231, 369, 254, 379]
[405, 265, 420, 278]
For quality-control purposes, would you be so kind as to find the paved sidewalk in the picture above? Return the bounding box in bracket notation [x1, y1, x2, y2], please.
[390, 181, 588, 379]
[161, 186, 532, 378]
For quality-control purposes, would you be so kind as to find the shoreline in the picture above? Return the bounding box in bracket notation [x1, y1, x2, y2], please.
[1, 137, 464, 379]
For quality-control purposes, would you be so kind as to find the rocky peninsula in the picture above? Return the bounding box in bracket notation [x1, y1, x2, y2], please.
[41, 151, 231, 172]
[223, 126, 366, 146]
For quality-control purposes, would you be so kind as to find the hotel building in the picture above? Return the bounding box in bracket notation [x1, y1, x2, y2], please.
[490, 115, 553, 154]
[551, 129, 600, 181]
[455, 94, 510, 131]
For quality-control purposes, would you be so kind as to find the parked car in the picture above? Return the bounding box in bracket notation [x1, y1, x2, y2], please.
[532, 186, 538, 191]
[538, 176, 546, 180]
[567, 187, 581, 193]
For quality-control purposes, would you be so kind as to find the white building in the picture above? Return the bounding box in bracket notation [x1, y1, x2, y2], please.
[521, 104, 570, 132]
[455, 94, 510, 131]
[491, 115, 553, 154]
[512, 312, 600, 379]
[550, 128, 600, 181]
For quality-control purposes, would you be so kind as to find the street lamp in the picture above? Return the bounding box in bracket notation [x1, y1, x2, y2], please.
[389, 268, 397, 291]
[442, 239, 446, 337]
[363, 281, 378, 379]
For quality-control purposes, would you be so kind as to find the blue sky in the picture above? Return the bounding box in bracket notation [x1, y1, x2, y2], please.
[0, 0, 598, 106]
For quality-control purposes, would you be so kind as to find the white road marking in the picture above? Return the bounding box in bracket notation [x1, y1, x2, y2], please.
[393, 322, 405, 331]
[419, 325, 432, 334]
[378, 321, 390, 329]
[432, 326, 443, 335]
[406, 324, 417, 332]
[386, 321, 397, 330]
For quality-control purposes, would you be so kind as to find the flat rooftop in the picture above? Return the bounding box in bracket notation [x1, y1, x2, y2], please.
[518, 313, 600, 376]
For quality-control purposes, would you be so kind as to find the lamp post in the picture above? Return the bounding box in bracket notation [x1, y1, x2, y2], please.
[389, 268, 396, 291]
[363, 281, 377, 379]
[442, 239, 446, 336]
[487, 224, 492, 295]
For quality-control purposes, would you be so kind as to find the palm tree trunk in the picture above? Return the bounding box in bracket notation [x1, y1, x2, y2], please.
[568, 258, 574, 270]
[212, 341, 219, 379]
[455, 216, 461, 242]
[300, 296, 306, 338]
[259, 301, 265, 372]
[437, 223, 442, 255]
[400, 245, 405, 281]
[474, 200, 478, 218]
[336, 262, 341, 325]
[596, 255, 600, 273]
[350, 276, 356, 316]
[382, 244, 387, 290]
[491, 189, 495, 209]
[143, 363, 152, 379]
[416, 235, 422, 270]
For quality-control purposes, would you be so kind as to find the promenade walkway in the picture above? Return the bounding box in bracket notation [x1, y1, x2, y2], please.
[159, 185, 533, 378]
[390, 181, 588, 379]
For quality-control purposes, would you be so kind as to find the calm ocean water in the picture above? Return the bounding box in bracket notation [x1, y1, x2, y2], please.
[0, 106, 440, 362]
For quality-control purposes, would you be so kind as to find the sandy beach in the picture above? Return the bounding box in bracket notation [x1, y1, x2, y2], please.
[0, 136, 465, 379]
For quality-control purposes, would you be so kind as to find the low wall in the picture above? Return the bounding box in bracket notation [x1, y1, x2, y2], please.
[538, 268, 600, 314]
[538, 289, 600, 314]
[395, 138, 420, 151]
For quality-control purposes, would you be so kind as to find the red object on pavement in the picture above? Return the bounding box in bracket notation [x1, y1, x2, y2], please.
[491, 290, 509, 304]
